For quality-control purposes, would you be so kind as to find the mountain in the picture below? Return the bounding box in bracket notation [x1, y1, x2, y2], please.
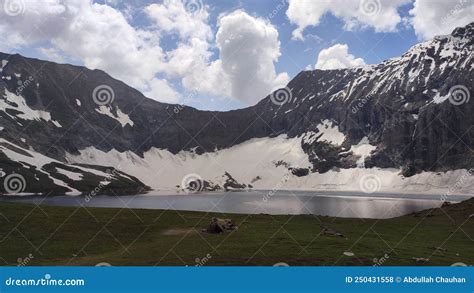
[1, 23, 473, 195]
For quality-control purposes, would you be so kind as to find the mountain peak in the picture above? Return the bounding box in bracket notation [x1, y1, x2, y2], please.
[451, 22, 474, 39]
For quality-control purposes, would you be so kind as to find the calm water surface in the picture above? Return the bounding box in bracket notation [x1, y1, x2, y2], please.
[2, 190, 469, 219]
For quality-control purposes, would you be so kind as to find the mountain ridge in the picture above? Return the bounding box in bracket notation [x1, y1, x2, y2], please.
[1, 22, 473, 194]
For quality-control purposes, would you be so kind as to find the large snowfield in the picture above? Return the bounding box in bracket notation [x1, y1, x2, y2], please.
[65, 135, 474, 196]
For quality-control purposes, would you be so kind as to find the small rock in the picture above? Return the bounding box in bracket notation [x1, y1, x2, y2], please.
[206, 218, 237, 234]
[412, 257, 430, 264]
[343, 252, 355, 257]
[441, 201, 452, 208]
[322, 227, 344, 237]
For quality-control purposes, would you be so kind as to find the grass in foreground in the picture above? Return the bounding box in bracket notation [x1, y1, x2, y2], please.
[0, 199, 472, 266]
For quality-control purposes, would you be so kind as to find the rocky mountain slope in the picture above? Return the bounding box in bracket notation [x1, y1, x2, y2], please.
[0, 23, 473, 195]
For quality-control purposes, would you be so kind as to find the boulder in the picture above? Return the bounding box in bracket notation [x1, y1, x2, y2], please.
[206, 218, 237, 234]
[322, 227, 344, 237]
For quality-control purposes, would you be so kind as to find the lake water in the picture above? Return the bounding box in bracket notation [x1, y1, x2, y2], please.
[1, 190, 469, 219]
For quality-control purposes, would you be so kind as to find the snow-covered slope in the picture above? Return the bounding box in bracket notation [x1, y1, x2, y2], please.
[67, 135, 474, 195]
[0, 139, 148, 195]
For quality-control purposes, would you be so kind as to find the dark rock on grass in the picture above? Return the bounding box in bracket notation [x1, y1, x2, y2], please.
[322, 227, 344, 237]
[206, 218, 237, 234]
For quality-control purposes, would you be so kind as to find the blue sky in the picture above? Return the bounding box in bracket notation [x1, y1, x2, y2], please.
[0, 0, 472, 111]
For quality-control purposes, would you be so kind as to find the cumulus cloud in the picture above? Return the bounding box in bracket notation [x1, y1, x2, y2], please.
[286, 0, 410, 40]
[145, 1, 212, 41]
[160, 9, 289, 104]
[409, 0, 474, 40]
[0, 1, 286, 105]
[142, 78, 180, 104]
[37, 47, 65, 64]
[0, 0, 174, 102]
[315, 44, 366, 70]
[214, 10, 289, 103]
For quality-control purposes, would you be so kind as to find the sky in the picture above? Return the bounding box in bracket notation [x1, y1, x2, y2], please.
[0, 0, 472, 110]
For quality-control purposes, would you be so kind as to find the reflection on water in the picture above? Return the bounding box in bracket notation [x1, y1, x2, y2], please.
[1, 190, 467, 219]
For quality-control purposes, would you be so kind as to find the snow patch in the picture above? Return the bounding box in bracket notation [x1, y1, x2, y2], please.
[67, 135, 312, 190]
[350, 137, 377, 165]
[1, 90, 62, 127]
[315, 120, 346, 145]
[95, 105, 134, 127]
[433, 92, 449, 104]
[0, 60, 7, 71]
[56, 168, 83, 181]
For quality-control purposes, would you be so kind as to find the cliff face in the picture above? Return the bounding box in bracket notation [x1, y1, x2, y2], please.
[0, 23, 473, 194]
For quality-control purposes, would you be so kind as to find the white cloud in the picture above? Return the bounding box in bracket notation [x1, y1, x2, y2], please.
[182, 60, 231, 98]
[213, 10, 289, 103]
[142, 78, 180, 104]
[286, 0, 410, 40]
[153, 9, 289, 104]
[0, 0, 177, 103]
[0, 1, 288, 105]
[145, 1, 212, 41]
[409, 0, 474, 40]
[315, 44, 366, 70]
[37, 47, 65, 63]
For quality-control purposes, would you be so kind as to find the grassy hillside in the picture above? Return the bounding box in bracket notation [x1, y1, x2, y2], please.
[0, 198, 472, 266]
